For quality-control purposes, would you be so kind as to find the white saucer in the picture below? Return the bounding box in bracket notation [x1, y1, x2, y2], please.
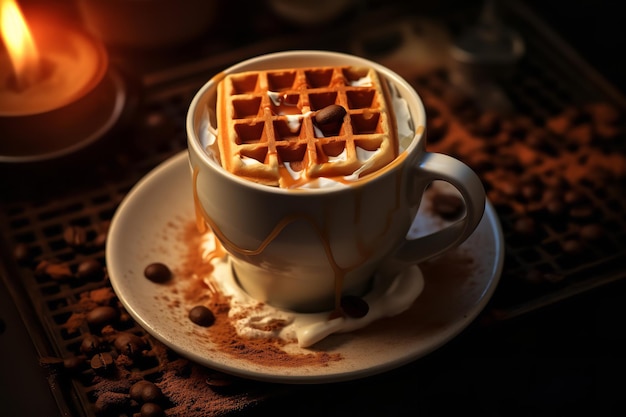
[107, 151, 504, 384]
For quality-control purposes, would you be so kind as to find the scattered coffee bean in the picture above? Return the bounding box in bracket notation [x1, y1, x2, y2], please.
[64, 225, 88, 248]
[144, 262, 172, 283]
[188, 306, 215, 327]
[432, 192, 465, 220]
[92, 221, 110, 249]
[86, 306, 118, 327]
[140, 402, 165, 417]
[80, 334, 103, 354]
[92, 232, 107, 249]
[130, 380, 163, 403]
[90, 352, 114, 373]
[141, 383, 164, 403]
[35, 260, 73, 280]
[340, 295, 369, 318]
[113, 332, 145, 357]
[76, 258, 103, 280]
[130, 380, 152, 401]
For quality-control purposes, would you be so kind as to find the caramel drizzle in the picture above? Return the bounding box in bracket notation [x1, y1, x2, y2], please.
[192, 155, 407, 312]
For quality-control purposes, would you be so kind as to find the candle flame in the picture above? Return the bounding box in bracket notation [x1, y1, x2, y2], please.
[1, 0, 41, 90]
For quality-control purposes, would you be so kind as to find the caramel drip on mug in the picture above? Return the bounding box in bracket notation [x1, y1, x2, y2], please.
[194, 167, 372, 311]
[192, 156, 407, 313]
[193, 167, 208, 234]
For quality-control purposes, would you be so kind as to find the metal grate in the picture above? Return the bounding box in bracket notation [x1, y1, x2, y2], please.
[1, 1, 625, 415]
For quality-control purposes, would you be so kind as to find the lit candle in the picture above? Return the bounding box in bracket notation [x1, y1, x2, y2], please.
[1, 0, 41, 91]
[0, 0, 120, 163]
[0, 0, 107, 115]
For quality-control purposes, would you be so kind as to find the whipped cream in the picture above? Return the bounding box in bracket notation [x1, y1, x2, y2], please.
[348, 75, 373, 87]
[198, 233, 424, 348]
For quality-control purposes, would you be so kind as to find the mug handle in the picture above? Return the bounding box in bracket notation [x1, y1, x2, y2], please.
[393, 152, 486, 263]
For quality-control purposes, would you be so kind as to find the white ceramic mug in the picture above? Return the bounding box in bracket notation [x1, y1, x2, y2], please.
[187, 51, 485, 312]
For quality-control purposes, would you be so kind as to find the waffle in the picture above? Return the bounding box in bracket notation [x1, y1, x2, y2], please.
[216, 65, 399, 188]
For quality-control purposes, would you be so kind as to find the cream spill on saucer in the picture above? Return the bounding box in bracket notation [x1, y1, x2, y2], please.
[198, 233, 424, 348]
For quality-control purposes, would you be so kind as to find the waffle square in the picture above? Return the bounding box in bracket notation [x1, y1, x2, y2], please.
[216, 66, 398, 187]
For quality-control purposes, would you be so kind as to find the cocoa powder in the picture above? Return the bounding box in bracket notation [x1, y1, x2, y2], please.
[421, 86, 626, 216]
[171, 221, 342, 367]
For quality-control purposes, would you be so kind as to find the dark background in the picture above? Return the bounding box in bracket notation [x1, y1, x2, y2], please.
[523, 0, 626, 94]
[2, 0, 625, 416]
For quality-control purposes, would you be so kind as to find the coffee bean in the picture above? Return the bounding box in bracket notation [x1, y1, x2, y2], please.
[114, 332, 145, 357]
[76, 258, 103, 280]
[130, 380, 163, 403]
[92, 232, 107, 249]
[315, 104, 346, 126]
[86, 306, 118, 327]
[35, 260, 73, 280]
[315, 104, 346, 135]
[140, 402, 165, 417]
[80, 334, 102, 354]
[130, 380, 152, 401]
[188, 306, 215, 327]
[144, 263, 172, 283]
[340, 295, 369, 318]
[92, 221, 110, 249]
[64, 225, 88, 248]
[90, 352, 114, 373]
[140, 383, 164, 403]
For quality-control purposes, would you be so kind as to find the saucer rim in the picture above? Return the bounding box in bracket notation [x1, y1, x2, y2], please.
[107, 151, 504, 384]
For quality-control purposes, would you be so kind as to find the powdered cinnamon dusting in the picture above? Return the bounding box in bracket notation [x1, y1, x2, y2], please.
[165, 221, 342, 367]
